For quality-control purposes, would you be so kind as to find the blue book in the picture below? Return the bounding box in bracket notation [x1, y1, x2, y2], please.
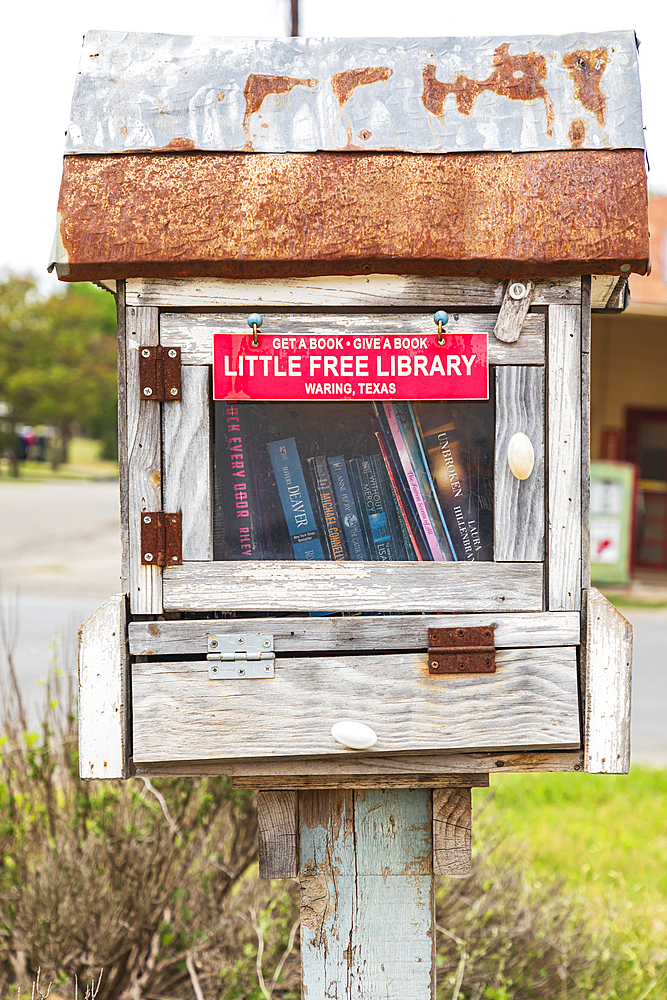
[267, 438, 325, 561]
[328, 456, 368, 560]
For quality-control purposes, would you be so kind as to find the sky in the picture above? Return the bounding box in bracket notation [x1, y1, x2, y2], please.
[1, 0, 664, 291]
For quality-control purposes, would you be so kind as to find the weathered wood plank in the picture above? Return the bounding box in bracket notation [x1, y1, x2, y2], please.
[257, 790, 298, 879]
[581, 277, 591, 589]
[432, 787, 472, 877]
[127, 275, 580, 309]
[233, 772, 489, 789]
[583, 588, 632, 774]
[162, 561, 543, 613]
[493, 280, 535, 343]
[128, 611, 580, 656]
[127, 306, 162, 614]
[160, 311, 545, 365]
[117, 282, 130, 593]
[78, 594, 130, 779]
[135, 749, 583, 778]
[590, 274, 628, 311]
[495, 366, 545, 561]
[162, 366, 212, 561]
[548, 304, 582, 611]
[132, 646, 581, 764]
[299, 789, 434, 1000]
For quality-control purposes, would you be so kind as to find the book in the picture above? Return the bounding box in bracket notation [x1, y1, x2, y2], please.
[375, 432, 421, 560]
[412, 400, 494, 561]
[308, 456, 347, 561]
[328, 456, 368, 560]
[378, 402, 455, 562]
[213, 401, 263, 559]
[267, 437, 326, 561]
[348, 455, 408, 561]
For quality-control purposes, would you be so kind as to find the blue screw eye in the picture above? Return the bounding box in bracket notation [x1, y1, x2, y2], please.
[247, 313, 263, 328]
[433, 310, 449, 326]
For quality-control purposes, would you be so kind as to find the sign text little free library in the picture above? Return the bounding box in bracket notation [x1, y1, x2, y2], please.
[213, 332, 488, 401]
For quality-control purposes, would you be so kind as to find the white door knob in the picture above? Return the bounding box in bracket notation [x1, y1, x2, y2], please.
[331, 720, 378, 750]
[508, 432, 535, 480]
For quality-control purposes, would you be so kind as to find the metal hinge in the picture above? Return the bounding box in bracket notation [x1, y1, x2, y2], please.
[139, 345, 182, 400]
[141, 511, 183, 566]
[428, 626, 496, 674]
[207, 634, 275, 679]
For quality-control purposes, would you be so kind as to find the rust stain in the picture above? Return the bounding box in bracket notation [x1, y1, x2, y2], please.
[331, 66, 393, 106]
[422, 44, 555, 137]
[568, 118, 586, 148]
[243, 74, 318, 150]
[358, 129, 372, 141]
[563, 48, 607, 126]
[216, 89, 225, 102]
[119, 124, 128, 136]
[55, 149, 649, 281]
[155, 137, 196, 151]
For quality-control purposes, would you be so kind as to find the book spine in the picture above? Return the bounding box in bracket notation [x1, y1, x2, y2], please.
[308, 456, 347, 561]
[407, 403, 459, 561]
[214, 401, 262, 559]
[328, 456, 368, 560]
[375, 432, 421, 560]
[347, 459, 375, 557]
[349, 456, 405, 561]
[382, 402, 448, 561]
[368, 454, 409, 560]
[267, 438, 325, 561]
[307, 457, 333, 560]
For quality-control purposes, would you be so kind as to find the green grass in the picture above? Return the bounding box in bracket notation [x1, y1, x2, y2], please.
[603, 594, 667, 610]
[0, 437, 118, 481]
[475, 767, 667, 995]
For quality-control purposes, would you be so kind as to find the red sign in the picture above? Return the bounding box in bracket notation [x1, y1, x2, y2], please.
[213, 332, 488, 401]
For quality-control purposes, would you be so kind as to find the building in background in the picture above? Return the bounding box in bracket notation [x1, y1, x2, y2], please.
[591, 196, 667, 575]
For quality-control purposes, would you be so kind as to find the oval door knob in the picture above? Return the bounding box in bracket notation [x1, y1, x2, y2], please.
[331, 720, 378, 750]
[508, 432, 535, 480]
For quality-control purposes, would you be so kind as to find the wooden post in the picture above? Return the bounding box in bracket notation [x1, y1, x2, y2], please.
[298, 788, 436, 999]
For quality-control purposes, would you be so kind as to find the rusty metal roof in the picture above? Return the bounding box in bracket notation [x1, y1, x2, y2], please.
[65, 30, 644, 156]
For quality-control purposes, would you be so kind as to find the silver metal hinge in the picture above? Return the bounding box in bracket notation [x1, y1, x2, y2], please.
[207, 634, 275, 679]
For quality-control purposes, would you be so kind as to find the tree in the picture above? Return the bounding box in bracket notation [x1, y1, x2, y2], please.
[0, 276, 118, 471]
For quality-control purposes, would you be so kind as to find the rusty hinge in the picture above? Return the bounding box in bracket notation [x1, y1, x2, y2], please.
[139, 346, 182, 400]
[141, 512, 183, 566]
[428, 626, 496, 674]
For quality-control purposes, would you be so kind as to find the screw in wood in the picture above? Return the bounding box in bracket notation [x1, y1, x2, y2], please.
[143, 387, 153, 396]
[168, 349, 177, 358]
[144, 553, 153, 562]
[237, 668, 245, 676]
[170, 387, 178, 396]
[430, 660, 438, 669]
[144, 516, 151, 523]
[141, 349, 151, 358]
[209, 639, 218, 649]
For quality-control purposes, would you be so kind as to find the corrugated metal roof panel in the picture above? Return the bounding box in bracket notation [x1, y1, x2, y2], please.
[65, 30, 645, 156]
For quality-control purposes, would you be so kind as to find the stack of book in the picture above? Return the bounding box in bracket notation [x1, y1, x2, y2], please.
[213, 399, 494, 563]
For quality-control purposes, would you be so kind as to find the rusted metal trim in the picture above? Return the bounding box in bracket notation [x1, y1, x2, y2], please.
[428, 626, 496, 674]
[53, 149, 649, 281]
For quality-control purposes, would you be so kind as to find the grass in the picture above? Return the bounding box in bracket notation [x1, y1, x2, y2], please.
[603, 594, 667, 610]
[475, 768, 667, 996]
[0, 438, 118, 481]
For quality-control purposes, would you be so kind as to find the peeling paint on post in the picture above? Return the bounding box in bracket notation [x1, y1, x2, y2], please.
[299, 788, 435, 999]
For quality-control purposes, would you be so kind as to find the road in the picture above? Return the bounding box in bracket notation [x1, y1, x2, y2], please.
[0, 479, 664, 763]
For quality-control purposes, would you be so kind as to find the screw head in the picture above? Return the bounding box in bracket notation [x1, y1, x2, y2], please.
[144, 516, 152, 524]
[237, 667, 245, 676]
[263, 639, 271, 648]
[141, 349, 151, 358]
[264, 664, 271, 672]
[144, 552, 153, 562]
[171, 554, 178, 561]
[509, 281, 527, 301]
[168, 349, 177, 358]
[620, 264, 631, 273]
[170, 387, 178, 396]
[237, 636, 245, 644]
[143, 387, 153, 396]
[209, 639, 218, 649]
[211, 665, 219, 674]
[430, 660, 438, 669]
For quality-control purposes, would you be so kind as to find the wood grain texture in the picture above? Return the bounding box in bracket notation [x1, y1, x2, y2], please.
[134, 750, 583, 778]
[233, 772, 489, 790]
[495, 366, 545, 561]
[590, 275, 619, 310]
[583, 588, 632, 774]
[117, 282, 130, 592]
[162, 560, 543, 613]
[78, 594, 130, 779]
[162, 365, 212, 561]
[257, 790, 298, 878]
[127, 275, 580, 309]
[493, 281, 535, 343]
[299, 788, 434, 1000]
[581, 277, 591, 589]
[127, 306, 163, 614]
[128, 611, 580, 656]
[548, 304, 582, 611]
[432, 787, 472, 877]
[159, 311, 545, 366]
[131, 646, 581, 764]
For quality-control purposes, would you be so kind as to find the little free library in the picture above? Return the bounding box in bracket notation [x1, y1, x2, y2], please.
[56, 29, 646, 999]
